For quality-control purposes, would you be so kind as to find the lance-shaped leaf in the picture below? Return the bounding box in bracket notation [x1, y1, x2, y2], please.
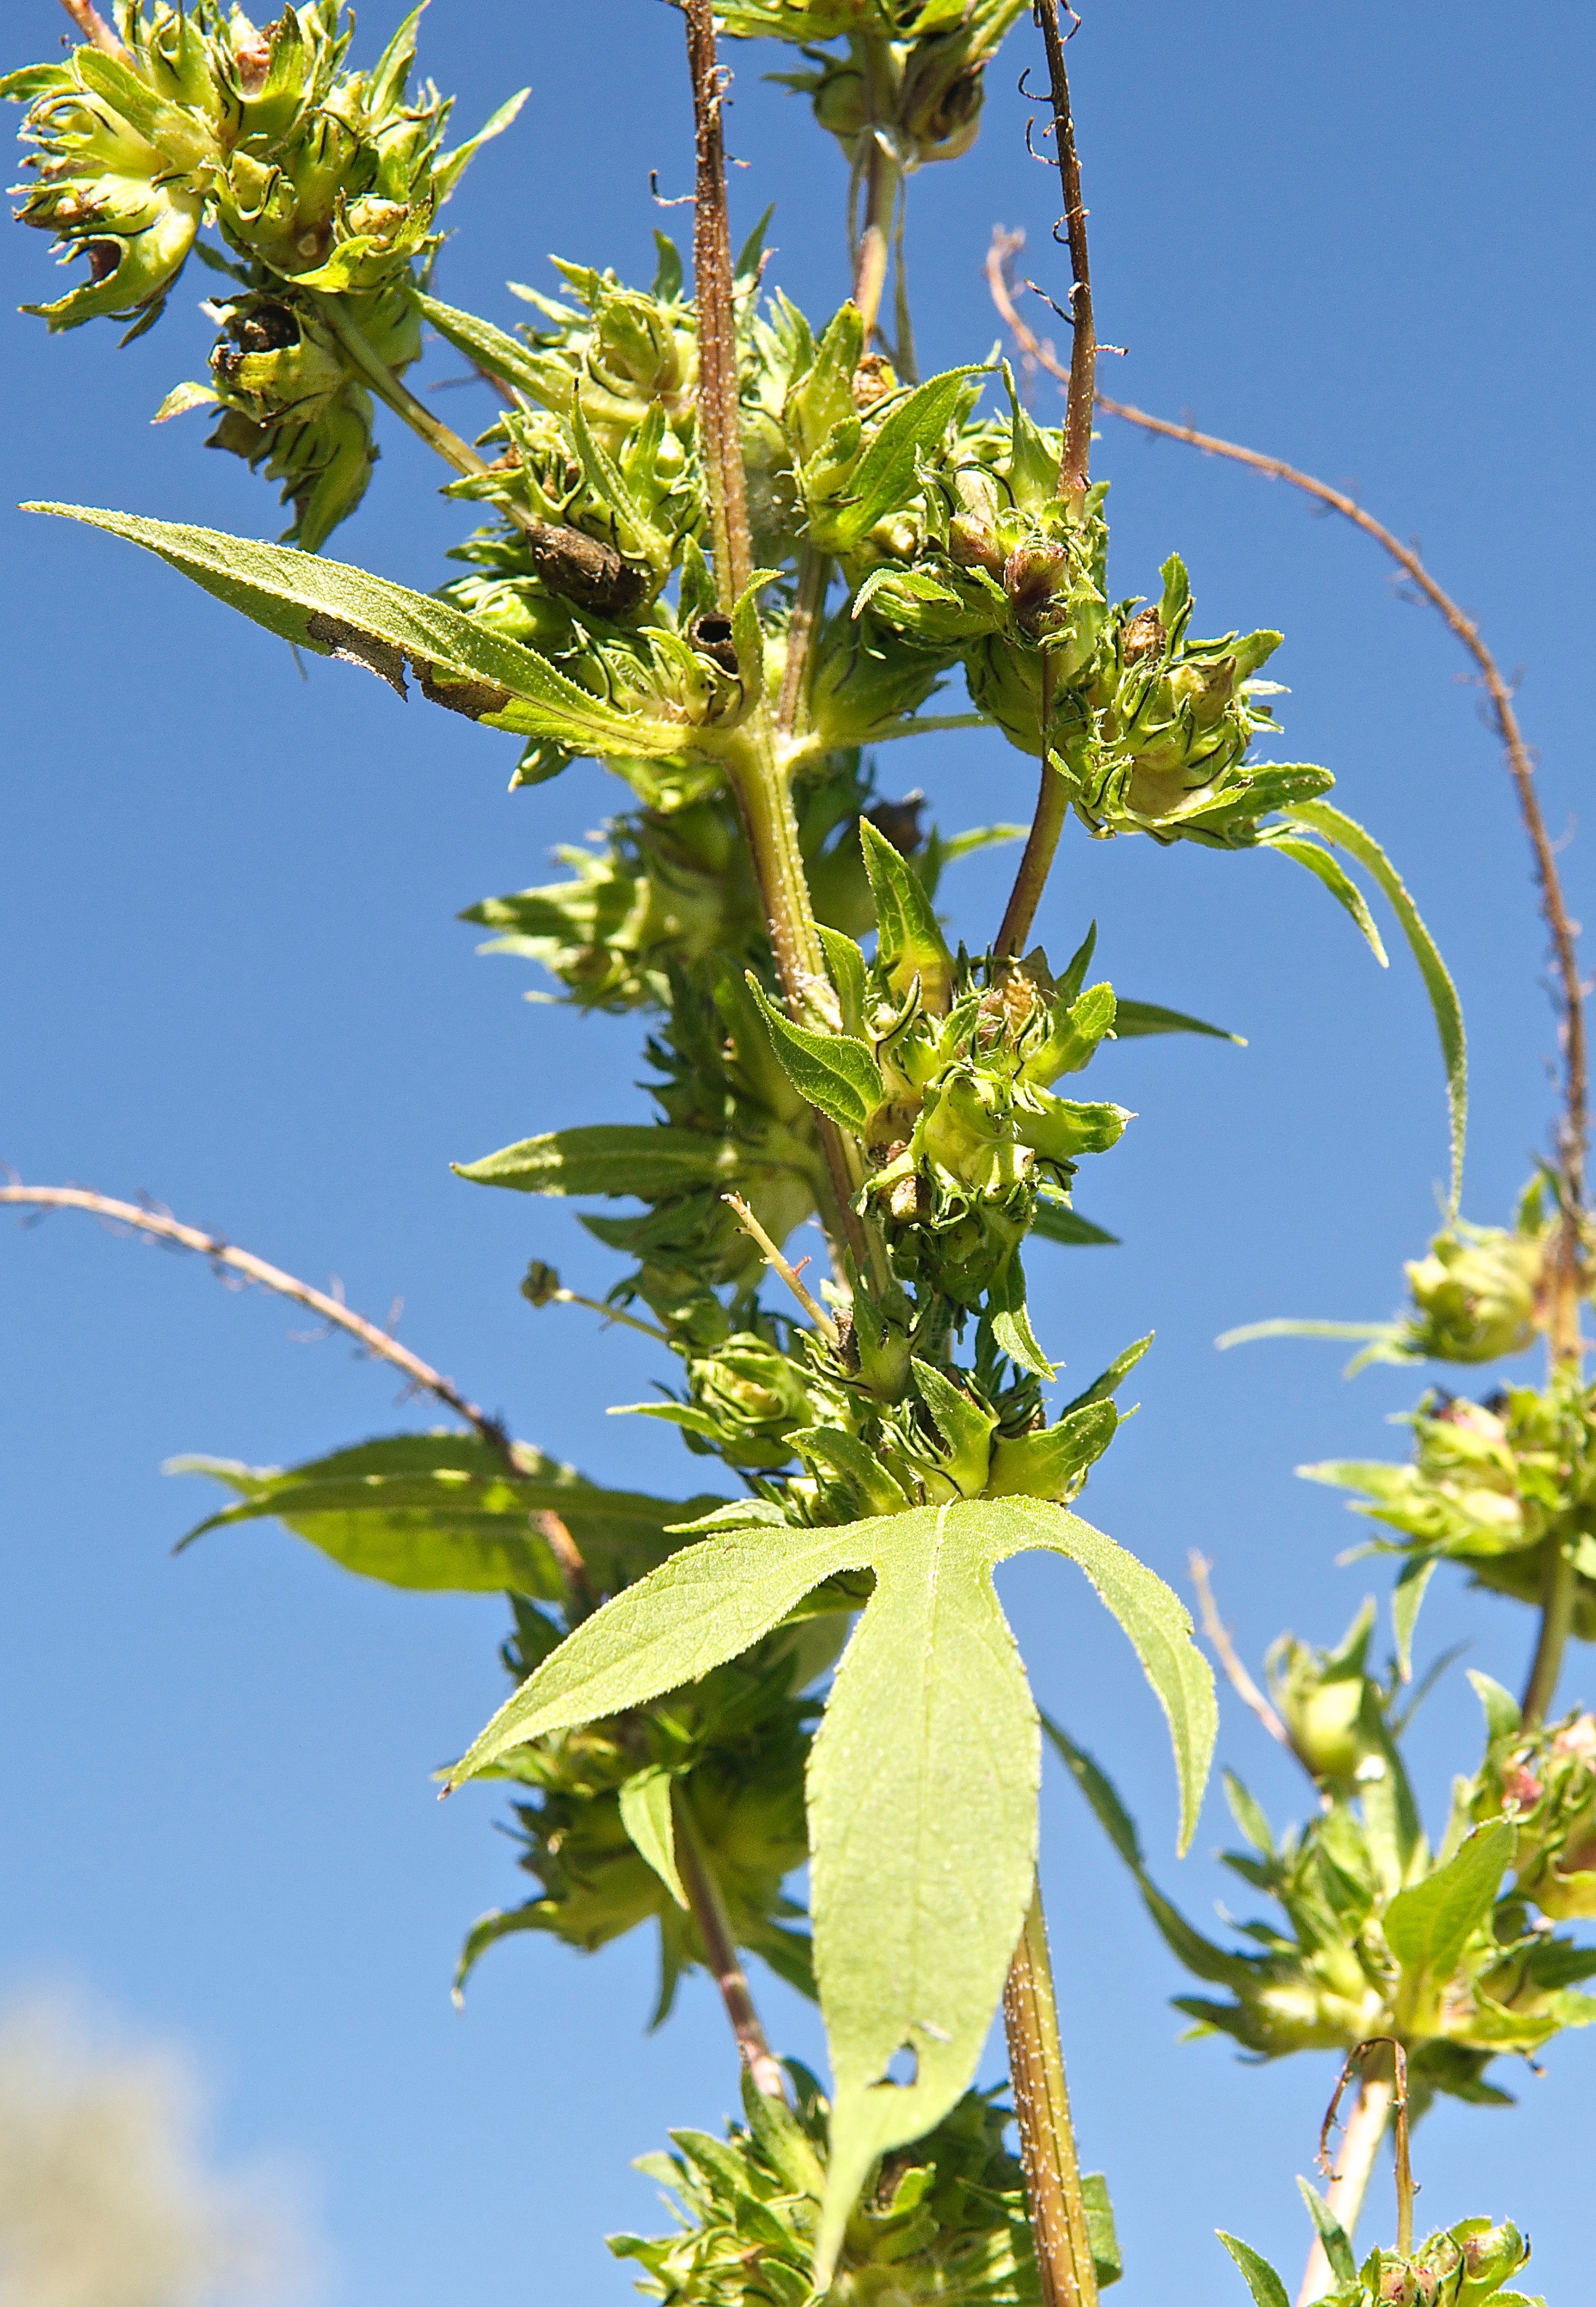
[1384, 1821, 1516, 1990]
[1111, 1000, 1245, 1045]
[1296, 2179, 1357, 2287]
[23, 505, 681, 760]
[809, 364, 988, 549]
[414, 291, 545, 397]
[1217, 2232, 1291, 2307]
[170, 1431, 722, 1598]
[454, 1124, 742, 1199]
[746, 979, 885, 1133]
[1030, 1196, 1119, 1248]
[1268, 833, 1389, 966]
[619, 1767, 689, 1909]
[443, 1495, 1213, 2280]
[1280, 798, 1467, 1219]
[858, 815, 953, 1007]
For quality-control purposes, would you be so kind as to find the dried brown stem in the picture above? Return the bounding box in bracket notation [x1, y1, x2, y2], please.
[56, 0, 127, 56]
[1299, 2051, 1398, 2304]
[671, 1784, 787, 2099]
[1003, 1885, 1100, 2307]
[1032, 4, 1095, 499]
[684, 0, 754, 609]
[0, 1183, 519, 1476]
[724, 1193, 839, 1344]
[1189, 1550, 1296, 1756]
[988, 231, 1587, 1265]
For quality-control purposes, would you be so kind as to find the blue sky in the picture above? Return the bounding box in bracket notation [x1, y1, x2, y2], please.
[2, 2, 1594, 2300]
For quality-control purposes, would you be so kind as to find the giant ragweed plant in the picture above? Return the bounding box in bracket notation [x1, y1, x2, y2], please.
[5, 5, 1567, 2306]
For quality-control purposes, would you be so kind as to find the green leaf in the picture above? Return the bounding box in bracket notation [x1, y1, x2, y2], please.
[1059, 1333, 1152, 1416]
[1296, 2178, 1357, 2285]
[1282, 798, 1467, 1219]
[443, 1494, 1212, 2283]
[1040, 1715, 1144, 1871]
[746, 978, 884, 1133]
[1030, 1197, 1120, 1248]
[619, 1767, 688, 1909]
[818, 364, 988, 548]
[857, 815, 952, 1001]
[1082, 2172, 1123, 2290]
[454, 1125, 741, 1198]
[414, 291, 548, 397]
[1112, 1000, 1244, 1045]
[433, 87, 531, 203]
[1392, 1552, 1440, 1681]
[444, 1522, 870, 1783]
[817, 924, 869, 1037]
[1216, 1317, 1403, 1353]
[23, 504, 676, 761]
[1383, 1822, 1516, 1986]
[1268, 833, 1389, 966]
[1222, 1770, 1275, 1858]
[169, 1431, 716, 1600]
[1468, 1670, 1523, 1743]
[1217, 2232, 1291, 2307]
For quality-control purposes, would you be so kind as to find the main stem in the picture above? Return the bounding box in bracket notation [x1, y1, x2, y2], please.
[1002, 1887, 1099, 2307]
[853, 39, 899, 345]
[671, 1786, 787, 2101]
[681, 0, 874, 1274]
[1296, 2077, 1394, 2306]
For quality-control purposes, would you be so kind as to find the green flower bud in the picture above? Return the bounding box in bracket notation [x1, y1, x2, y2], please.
[1269, 1603, 1377, 1782]
[808, 607, 948, 747]
[1400, 1218, 1546, 1364]
[1474, 1707, 1596, 1920]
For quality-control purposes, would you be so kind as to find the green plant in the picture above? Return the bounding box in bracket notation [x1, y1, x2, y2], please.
[5, 6, 1583, 2306]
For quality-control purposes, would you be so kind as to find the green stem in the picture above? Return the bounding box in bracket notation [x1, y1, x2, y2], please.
[315, 293, 492, 481]
[1001, 1885, 1099, 2307]
[996, 657, 1064, 957]
[671, 1786, 787, 2100]
[1523, 1537, 1577, 1727]
[776, 548, 831, 745]
[853, 39, 899, 344]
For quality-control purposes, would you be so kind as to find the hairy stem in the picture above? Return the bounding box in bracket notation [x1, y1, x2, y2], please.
[996, 656, 1062, 956]
[1297, 2077, 1394, 2305]
[776, 549, 831, 744]
[680, 3, 875, 1277]
[1002, 1886, 1099, 2307]
[1034, 2, 1095, 500]
[0, 1183, 518, 1472]
[671, 1784, 787, 2099]
[1523, 1539, 1577, 1728]
[684, 0, 754, 609]
[56, 0, 127, 56]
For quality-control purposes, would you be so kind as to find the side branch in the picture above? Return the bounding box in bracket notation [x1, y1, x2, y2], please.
[56, 0, 128, 56]
[0, 1184, 515, 1470]
[988, 232, 1588, 1323]
[1032, 2, 1095, 499]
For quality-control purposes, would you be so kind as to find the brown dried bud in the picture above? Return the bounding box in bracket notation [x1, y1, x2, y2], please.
[1003, 540, 1072, 638]
[687, 612, 740, 675]
[1121, 606, 1165, 662]
[852, 353, 900, 412]
[865, 794, 927, 858]
[523, 521, 649, 617]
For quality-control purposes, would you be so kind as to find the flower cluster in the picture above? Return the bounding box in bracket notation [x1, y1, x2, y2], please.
[613, 2065, 1120, 2307]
